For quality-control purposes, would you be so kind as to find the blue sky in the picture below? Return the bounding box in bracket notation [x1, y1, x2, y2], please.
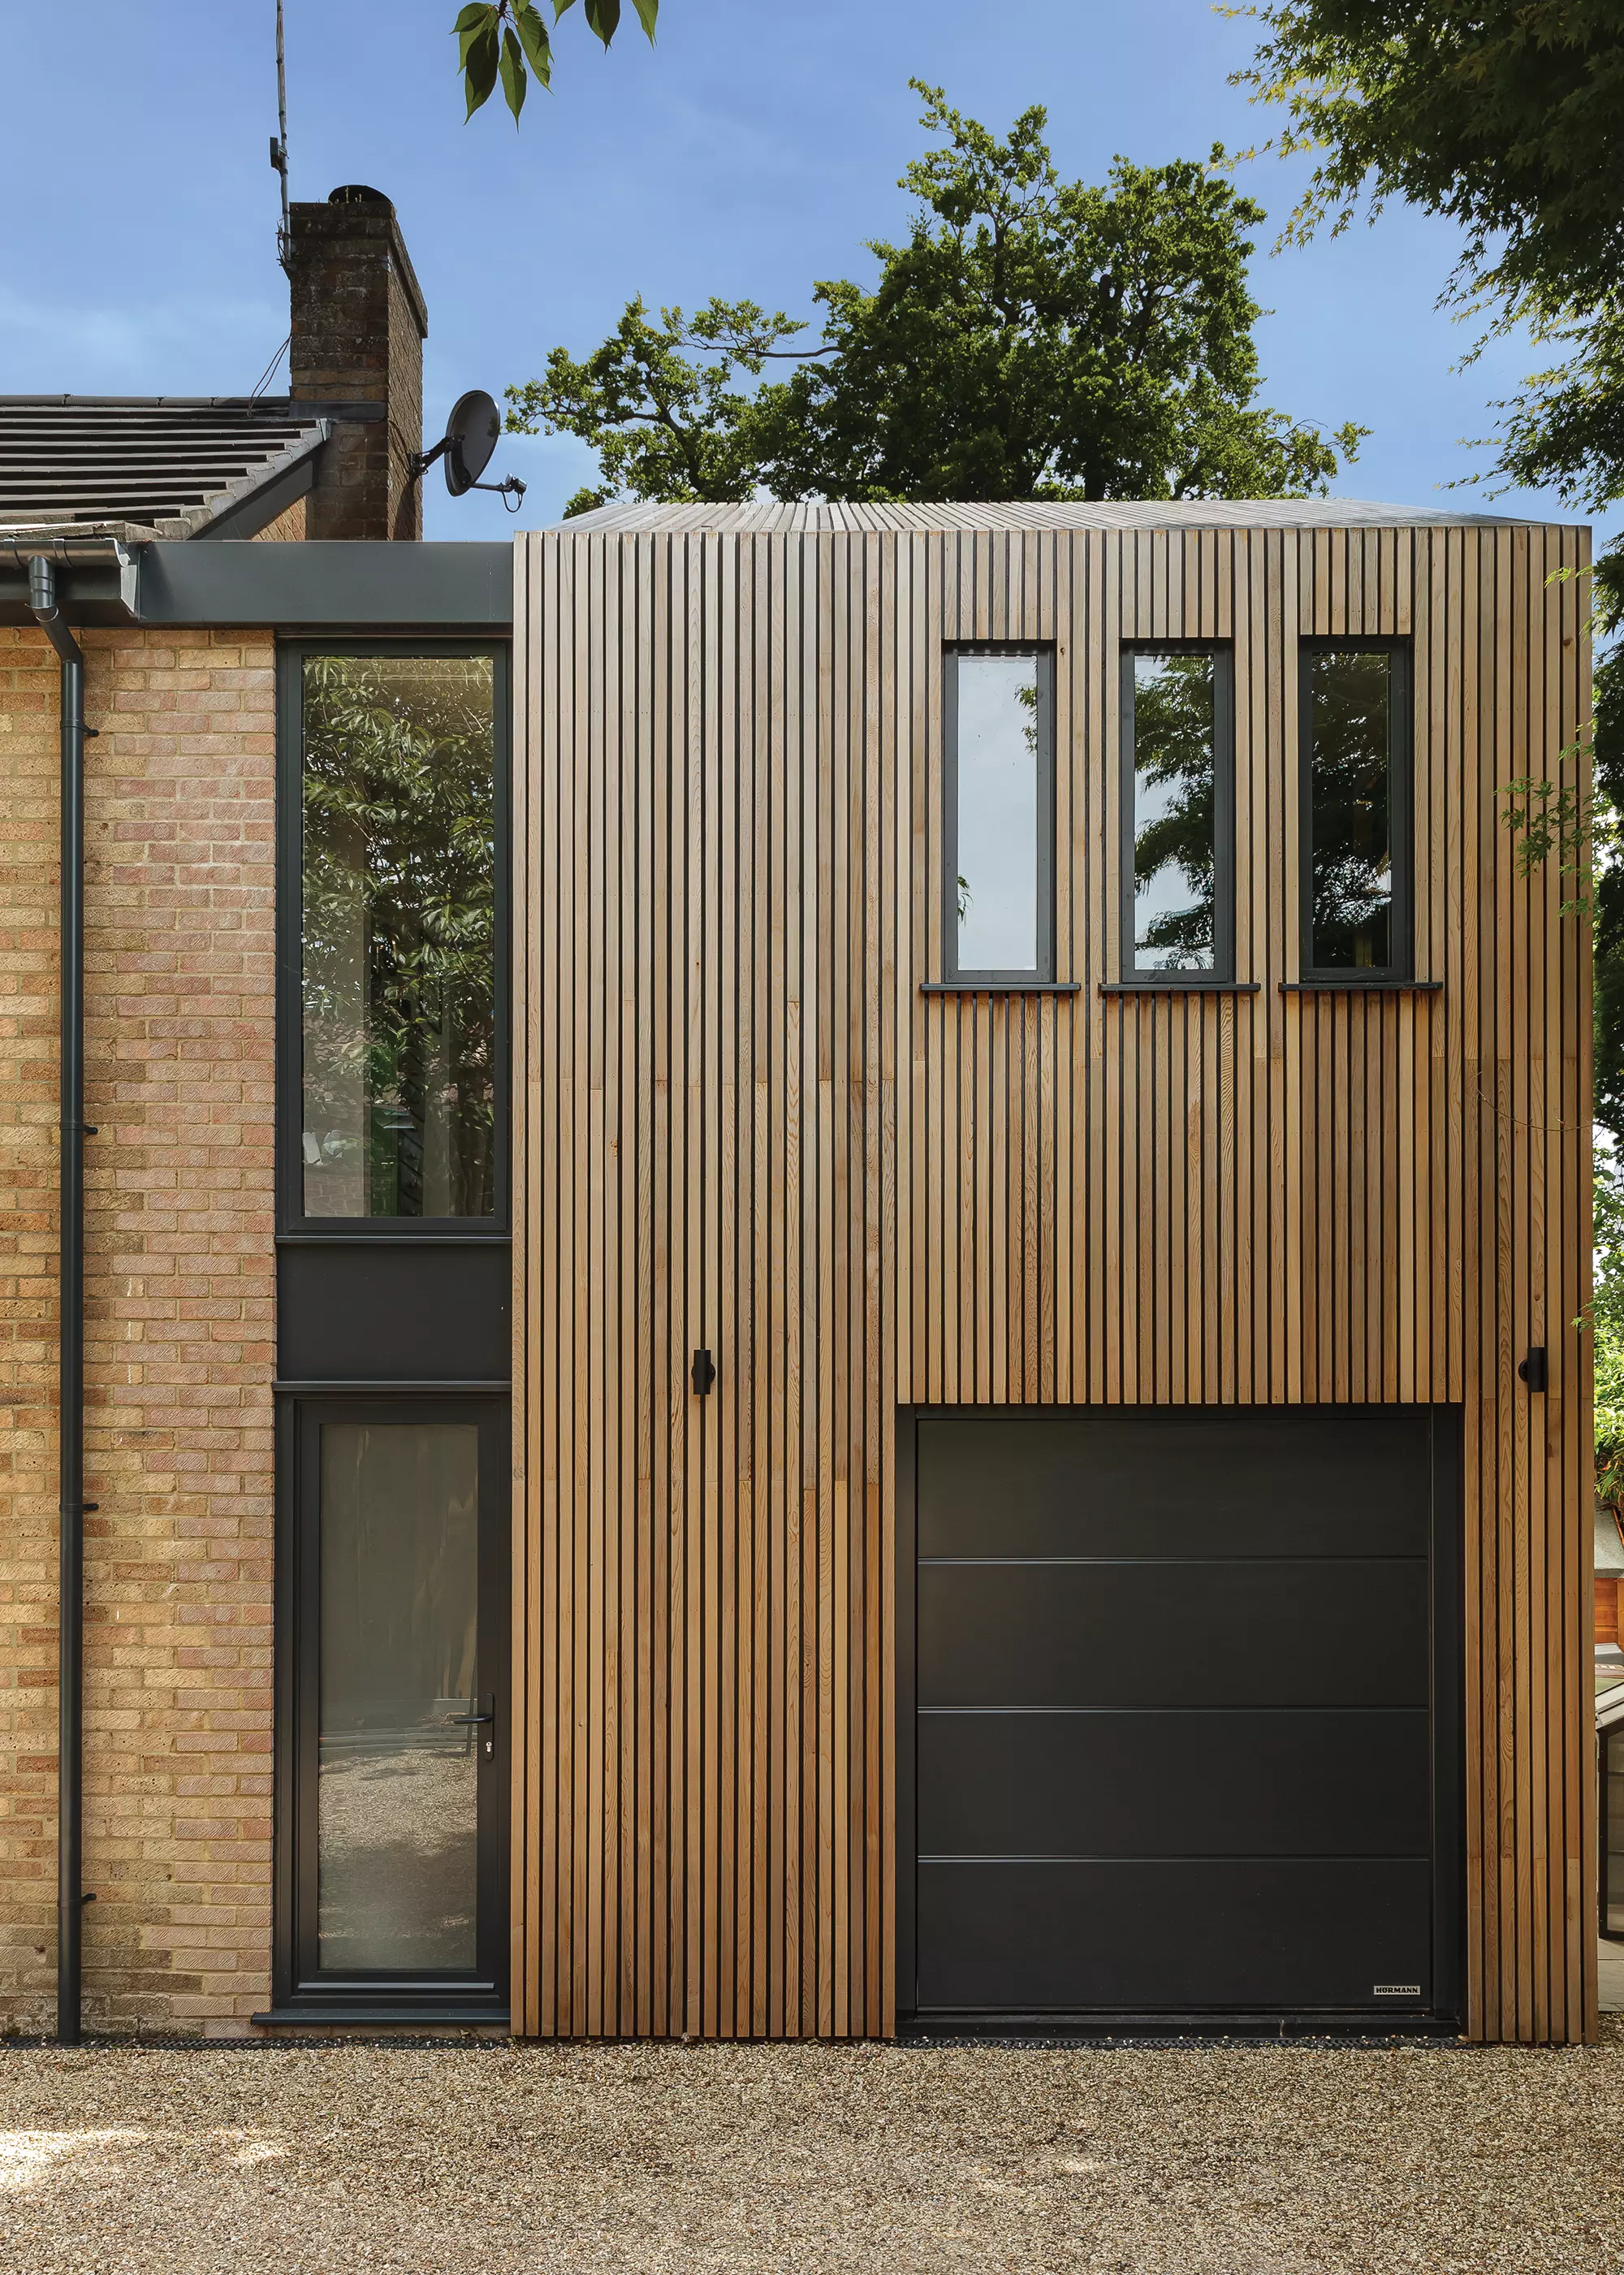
[0, 0, 1609, 545]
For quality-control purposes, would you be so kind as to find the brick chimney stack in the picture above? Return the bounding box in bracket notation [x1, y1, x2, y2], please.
[287, 185, 427, 540]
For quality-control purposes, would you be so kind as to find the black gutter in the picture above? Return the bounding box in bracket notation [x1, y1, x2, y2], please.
[25, 554, 91, 2048]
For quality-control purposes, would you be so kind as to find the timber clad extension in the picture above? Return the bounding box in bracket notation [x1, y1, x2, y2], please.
[512, 510, 1592, 2043]
[0, 499, 1594, 2044]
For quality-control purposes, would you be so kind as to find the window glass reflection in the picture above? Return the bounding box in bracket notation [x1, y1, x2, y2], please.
[1308, 650, 1394, 970]
[301, 654, 496, 1218]
[317, 1421, 480, 1972]
[955, 653, 1043, 975]
[1131, 651, 1217, 971]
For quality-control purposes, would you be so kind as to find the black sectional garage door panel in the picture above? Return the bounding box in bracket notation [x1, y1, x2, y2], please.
[914, 1410, 1443, 2018]
[920, 1560, 1427, 1708]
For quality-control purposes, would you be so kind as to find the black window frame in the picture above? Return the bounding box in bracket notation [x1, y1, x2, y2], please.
[276, 638, 512, 1239]
[1298, 638, 1414, 984]
[943, 644, 1056, 986]
[1118, 642, 1236, 986]
[270, 1388, 511, 2022]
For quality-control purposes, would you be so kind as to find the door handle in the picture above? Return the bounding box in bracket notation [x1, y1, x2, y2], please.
[445, 1694, 497, 1757]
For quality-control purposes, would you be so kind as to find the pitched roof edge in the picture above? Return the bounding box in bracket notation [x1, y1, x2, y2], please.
[178, 421, 330, 538]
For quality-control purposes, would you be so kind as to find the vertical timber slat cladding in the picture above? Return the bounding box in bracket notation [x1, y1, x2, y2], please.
[512, 517, 1593, 2044]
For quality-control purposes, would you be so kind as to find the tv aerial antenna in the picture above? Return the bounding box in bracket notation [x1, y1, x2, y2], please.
[411, 391, 528, 512]
[270, 0, 291, 275]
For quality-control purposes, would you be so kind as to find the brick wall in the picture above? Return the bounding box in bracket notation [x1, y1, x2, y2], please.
[253, 497, 307, 543]
[0, 626, 277, 2036]
[289, 191, 426, 540]
[0, 628, 65, 2027]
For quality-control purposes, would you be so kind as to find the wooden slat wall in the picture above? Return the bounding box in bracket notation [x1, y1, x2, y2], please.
[512, 519, 1593, 2044]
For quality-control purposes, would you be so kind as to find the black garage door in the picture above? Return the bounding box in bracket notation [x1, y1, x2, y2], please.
[912, 1409, 1459, 2022]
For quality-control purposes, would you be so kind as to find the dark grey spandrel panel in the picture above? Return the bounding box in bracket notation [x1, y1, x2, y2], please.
[918, 1561, 1427, 1708]
[136, 540, 514, 627]
[918, 1412, 1432, 1557]
[918, 1708, 1432, 1858]
[279, 1241, 511, 1381]
[915, 1858, 1432, 2012]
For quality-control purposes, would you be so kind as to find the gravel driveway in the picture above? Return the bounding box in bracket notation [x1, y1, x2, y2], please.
[0, 2034, 1620, 2274]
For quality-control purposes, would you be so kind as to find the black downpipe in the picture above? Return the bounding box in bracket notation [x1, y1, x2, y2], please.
[27, 557, 89, 2048]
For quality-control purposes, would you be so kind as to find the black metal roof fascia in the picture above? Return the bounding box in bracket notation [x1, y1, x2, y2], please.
[135, 539, 513, 626]
[0, 540, 513, 629]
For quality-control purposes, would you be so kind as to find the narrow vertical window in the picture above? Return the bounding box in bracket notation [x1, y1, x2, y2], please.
[1302, 645, 1410, 975]
[947, 649, 1054, 981]
[1121, 647, 1233, 979]
[300, 654, 497, 1218]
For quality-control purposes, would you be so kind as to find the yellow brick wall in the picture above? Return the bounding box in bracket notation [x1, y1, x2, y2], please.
[0, 625, 277, 2036]
[253, 496, 307, 543]
[0, 628, 64, 2027]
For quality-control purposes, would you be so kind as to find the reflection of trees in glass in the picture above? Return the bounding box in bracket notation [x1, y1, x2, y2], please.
[302, 655, 496, 1218]
[1309, 651, 1392, 969]
[1017, 677, 1039, 749]
[1132, 653, 1216, 968]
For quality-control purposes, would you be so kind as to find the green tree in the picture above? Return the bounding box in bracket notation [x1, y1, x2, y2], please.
[507, 85, 1365, 512]
[1230, 2, 1624, 1119]
[1229, 2, 1624, 314]
[507, 300, 810, 516]
[453, 0, 657, 123]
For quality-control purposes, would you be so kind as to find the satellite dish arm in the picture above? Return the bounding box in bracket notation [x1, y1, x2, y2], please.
[406, 437, 525, 508]
[408, 389, 527, 510]
[408, 435, 456, 481]
[466, 474, 527, 509]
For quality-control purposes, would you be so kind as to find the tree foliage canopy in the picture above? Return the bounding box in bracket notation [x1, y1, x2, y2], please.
[453, 0, 656, 123]
[1234, 1, 1624, 1137]
[507, 86, 1364, 515]
[1229, 1, 1624, 320]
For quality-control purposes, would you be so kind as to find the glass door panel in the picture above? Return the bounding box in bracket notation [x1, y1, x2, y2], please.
[317, 1421, 480, 1970]
[285, 1399, 505, 2008]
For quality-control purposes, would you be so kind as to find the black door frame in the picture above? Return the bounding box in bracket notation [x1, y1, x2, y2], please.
[263, 634, 513, 2027]
[266, 1386, 510, 2024]
[895, 1403, 1464, 2038]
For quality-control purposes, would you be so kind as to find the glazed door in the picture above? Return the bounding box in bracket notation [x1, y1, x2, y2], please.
[283, 1397, 508, 2018]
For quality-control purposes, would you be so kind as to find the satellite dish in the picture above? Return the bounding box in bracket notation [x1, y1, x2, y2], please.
[409, 388, 526, 510]
[443, 389, 500, 496]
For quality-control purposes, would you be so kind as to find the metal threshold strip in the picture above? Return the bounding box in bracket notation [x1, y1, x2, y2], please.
[253, 2005, 510, 2028]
